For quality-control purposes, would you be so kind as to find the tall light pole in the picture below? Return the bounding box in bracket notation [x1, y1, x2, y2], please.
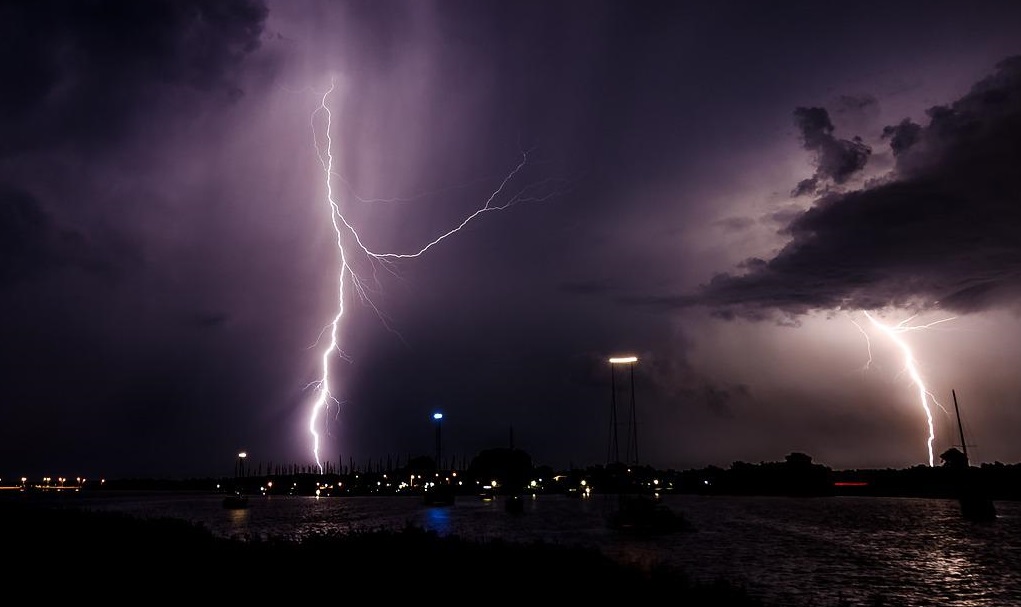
[432, 412, 443, 471]
[236, 451, 247, 479]
[608, 356, 638, 466]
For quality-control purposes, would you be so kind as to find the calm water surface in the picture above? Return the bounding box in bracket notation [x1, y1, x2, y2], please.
[49, 492, 1021, 606]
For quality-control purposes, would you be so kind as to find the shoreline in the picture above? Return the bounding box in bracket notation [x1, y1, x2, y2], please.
[3, 497, 769, 604]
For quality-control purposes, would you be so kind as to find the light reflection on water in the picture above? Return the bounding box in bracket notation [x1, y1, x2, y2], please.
[424, 503, 453, 535]
[51, 492, 1020, 607]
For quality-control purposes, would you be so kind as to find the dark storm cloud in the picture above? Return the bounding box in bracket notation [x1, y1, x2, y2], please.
[790, 106, 872, 196]
[0, 0, 272, 477]
[666, 55, 1021, 320]
[0, 0, 268, 155]
[880, 118, 923, 156]
[0, 0, 269, 284]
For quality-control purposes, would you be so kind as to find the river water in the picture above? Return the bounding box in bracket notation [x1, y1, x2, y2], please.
[39, 491, 1021, 606]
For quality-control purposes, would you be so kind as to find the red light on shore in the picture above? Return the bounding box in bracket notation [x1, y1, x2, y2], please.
[833, 481, 869, 487]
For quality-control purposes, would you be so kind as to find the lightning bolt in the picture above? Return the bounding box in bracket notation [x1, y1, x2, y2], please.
[304, 78, 566, 473]
[857, 310, 956, 467]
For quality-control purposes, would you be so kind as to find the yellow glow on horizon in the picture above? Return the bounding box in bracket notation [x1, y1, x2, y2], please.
[609, 356, 638, 364]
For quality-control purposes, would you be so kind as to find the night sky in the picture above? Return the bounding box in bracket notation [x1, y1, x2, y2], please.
[5, 0, 1021, 480]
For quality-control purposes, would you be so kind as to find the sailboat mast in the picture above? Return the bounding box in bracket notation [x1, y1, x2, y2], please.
[952, 389, 969, 463]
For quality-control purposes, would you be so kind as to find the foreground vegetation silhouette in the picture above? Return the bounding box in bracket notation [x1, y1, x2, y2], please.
[3, 498, 765, 603]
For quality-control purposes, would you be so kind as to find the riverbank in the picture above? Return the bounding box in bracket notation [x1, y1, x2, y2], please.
[3, 498, 765, 603]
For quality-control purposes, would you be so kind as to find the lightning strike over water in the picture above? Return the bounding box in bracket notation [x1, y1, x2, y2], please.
[858, 311, 957, 467]
[303, 79, 565, 472]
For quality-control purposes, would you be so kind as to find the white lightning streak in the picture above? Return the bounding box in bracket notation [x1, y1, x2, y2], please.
[860, 311, 956, 466]
[304, 79, 564, 472]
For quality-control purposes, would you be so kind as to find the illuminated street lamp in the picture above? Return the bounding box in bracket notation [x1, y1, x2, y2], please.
[432, 412, 443, 471]
[236, 451, 248, 479]
[608, 355, 639, 465]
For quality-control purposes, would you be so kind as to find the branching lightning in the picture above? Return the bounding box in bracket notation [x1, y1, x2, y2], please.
[855, 311, 956, 466]
[304, 78, 565, 472]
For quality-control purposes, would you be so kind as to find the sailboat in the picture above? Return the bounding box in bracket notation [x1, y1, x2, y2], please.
[607, 484, 690, 535]
[939, 390, 995, 523]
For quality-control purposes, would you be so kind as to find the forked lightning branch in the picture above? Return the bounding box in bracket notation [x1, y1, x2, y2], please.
[304, 78, 564, 472]
[856, 311, 956, 467]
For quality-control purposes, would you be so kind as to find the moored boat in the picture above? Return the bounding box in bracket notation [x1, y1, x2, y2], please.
[607, 493, 690, 535]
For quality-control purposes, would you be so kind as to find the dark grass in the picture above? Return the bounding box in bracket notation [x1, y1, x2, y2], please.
[1, 497, 768, 603]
